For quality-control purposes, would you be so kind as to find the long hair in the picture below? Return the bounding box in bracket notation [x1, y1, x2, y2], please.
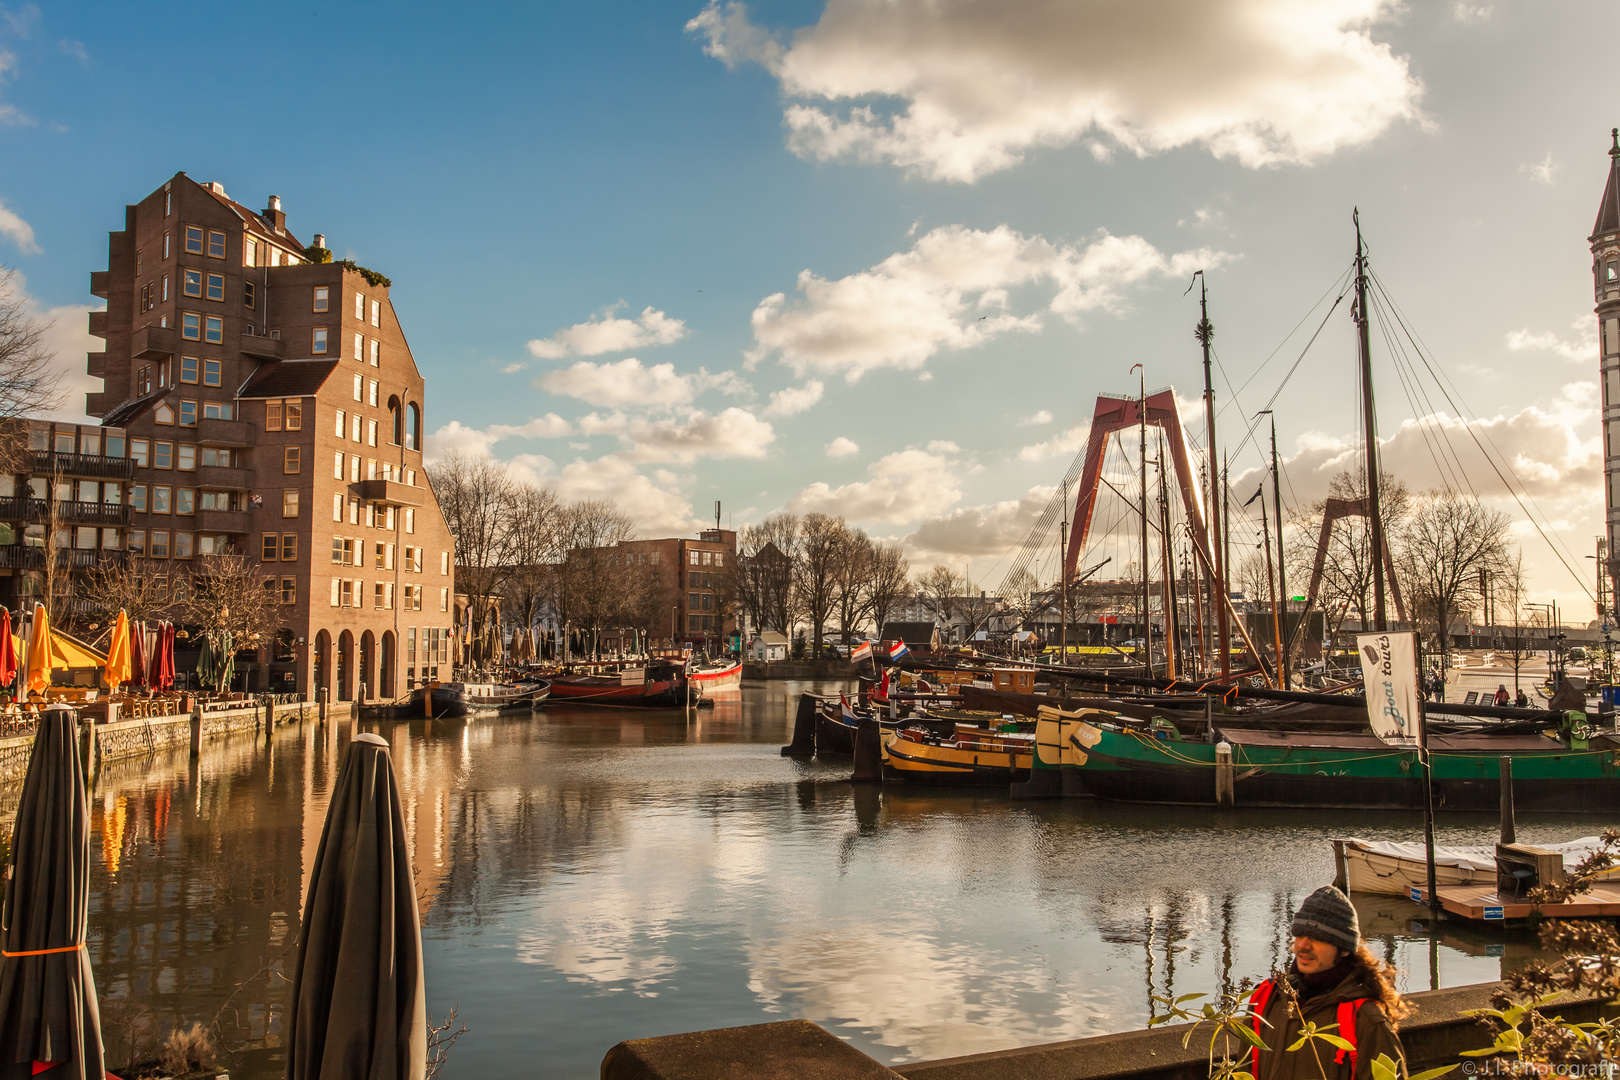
[1347, 942, 1411, 1027]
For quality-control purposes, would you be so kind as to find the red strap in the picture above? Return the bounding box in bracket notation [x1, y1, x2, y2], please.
[1333, 999, 1367, 1071]
[1249, 980, 1275, 1073]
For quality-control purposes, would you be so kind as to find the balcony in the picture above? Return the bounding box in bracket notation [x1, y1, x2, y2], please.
[87, 311, 108, 339]
[132, 324, 177, 360]
[86, 352, 108, 379]
[0, 546, 45, 570]
[0, 497, 131, 528]
[85, 392, 107, 419]
[89, 271, 109, 299]
[56, 549, 126, 571]
[195, 509, 250, 534]
[30, 450, 134, 481]
[194, 465, 249, 490]
[352, 478, 424, 506]
[196, 418, 252, 447]
[240, 332, 285, 361]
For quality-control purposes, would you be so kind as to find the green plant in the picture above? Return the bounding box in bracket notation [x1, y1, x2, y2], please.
[334, 259, 391, 288]
[302, 245, 333, 264]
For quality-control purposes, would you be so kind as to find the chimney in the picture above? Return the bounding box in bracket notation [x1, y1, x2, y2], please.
[264, 195, 286, 233]
[313, 233, 326, 250]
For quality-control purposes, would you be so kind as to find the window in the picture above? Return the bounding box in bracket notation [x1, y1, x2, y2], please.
[439, 587, 449, 612]
[153, 486, 171, 513]
[702, 551, 713, 565]
[270, 248, 281, 267]
[350, 455, 361, 482]
[351, 414, 361, 442]
[713, 552, 723, 567]
[128, 529, 145, 555]
[282, 490, 299, 518]
[267, 400, 283, 430]
[369, 339, 379, 366]
[354, 332, 364, 361]
[243, 281, 255, 309]
[181, 312, 201, 340]
[180, 356, 199, 383]
[440, 551, 449, 575]
[367, 420, 377, 447]
[313, 286, 329, 312]
[163, 230, 170, 258]
[1609, 259, 1619, 283]
[206, 273, 224, 302]
[154, 402, 174, 425]
[1607, 318, 1620, 357]
[690, 550, 699, 566]
[198, 491, 229, 511]
[106, 434, 125, 458]
[179, 400, 197, 426]
[331, 578, 340, 607]
[183, 269, 202, 297]
[333, 493, 343, 521]
[281, 533, 297, 561]
[334, 451, 345, 479]
[161, 275, 169, 302]
[203, 401, 231, 420]
[174, 532, 194, 558]
[284, 446, 301, 473]
[364, 503, 375, 528]
[103, 484, 121, 505]
[352, 374, 363, 401]
[177, 444, 196, 470]
[176, 488, 194, 514]
[203, 359, 221, 387]
[389, 404, 401, 445]
[204, 316, 222, 344]
[184, 226, 204, 254]
[355, 291, 365, 319]
[383, 505, 396, 531]
[154, 442, 172, 469]
[406, 403, 420, 451]
[313, 327, 329, 354]
[285, 401, 302, 430]
[262, 533, 278, 561]
[367, 380, 378, 407]
[371, 299, 380, 327]
[151, 530, 169, 558]
[350, 497, 360, 524]
[407, 585, 423, 611]
[207, 230, 226, 259]
[331, 537, 347, 564]
[334, 409, 345, 437]
[200, 447, 228, 467]
[281, 577, 295, 604]
[130, 485, 147, 513]
[405, 508, 415, 534]
[244, 238, 256, 267]
[375, 542, 389, 569]
[366, 458, 377, 480]
[375, 582, 393, 609]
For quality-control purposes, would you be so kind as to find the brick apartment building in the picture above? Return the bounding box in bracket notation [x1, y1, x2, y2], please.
[613, 528, 738, 650]
[20, 171, 459, 700]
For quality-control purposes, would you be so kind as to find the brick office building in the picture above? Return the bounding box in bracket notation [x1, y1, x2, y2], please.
[613, 528, 738, 650]
[76, 171, 456, 700]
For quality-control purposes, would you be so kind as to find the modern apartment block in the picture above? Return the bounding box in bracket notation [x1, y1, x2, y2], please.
[71, 171, 457, 700]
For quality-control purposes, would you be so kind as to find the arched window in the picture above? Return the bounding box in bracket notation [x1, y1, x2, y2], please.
[406, 403, 420, 451]
[388, 395, 402, 445]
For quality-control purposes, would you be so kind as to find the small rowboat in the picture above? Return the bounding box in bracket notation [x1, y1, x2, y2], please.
[1335, 836, 1620, 897]
[687, 659, 743, 694]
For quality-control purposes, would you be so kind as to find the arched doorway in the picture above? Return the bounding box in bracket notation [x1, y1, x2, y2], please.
[380, 630, 396, 699]
[313, 630, 330, 698]
[337, 630, 354, 702]
[359, 631, 375, 702]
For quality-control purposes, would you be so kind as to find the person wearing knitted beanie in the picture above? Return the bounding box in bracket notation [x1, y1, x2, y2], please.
[1248, 886, 1411, 1080]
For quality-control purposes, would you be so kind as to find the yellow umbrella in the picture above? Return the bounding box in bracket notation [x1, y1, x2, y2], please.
[25, 603, 54, 697]
[103, 610, 131, 690]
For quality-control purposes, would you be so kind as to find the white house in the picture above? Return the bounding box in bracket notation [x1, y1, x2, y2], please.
[749, 631, 790, 662]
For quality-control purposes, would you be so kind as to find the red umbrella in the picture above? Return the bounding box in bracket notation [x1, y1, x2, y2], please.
[127, 623, 145, 690]
[0, 609, 17, 690]
[158, 625, 175, 692]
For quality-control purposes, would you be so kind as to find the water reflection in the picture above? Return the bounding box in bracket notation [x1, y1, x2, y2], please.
[51, 684, 1579, 1078]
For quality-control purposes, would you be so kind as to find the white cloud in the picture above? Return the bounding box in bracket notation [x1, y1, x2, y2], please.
[689, 0, 1422, 183]
[1451, 2, 1492, 22]
[56, 39, 86, 63]
[0, 198, 40, 254]
[501, 361, 525, 374]
[527, 304, 688, 359]
[903, 486, 1057, 563]
[762, 379, 824, 417]
[694, 366, 751, 397]
[425, 414, 573, 459]
[1505, 315, 1595, 362]
[621, 407, 775, 463]
[537, 357, 696, 409]
[551, 456, 698, 534]
[826, 436, 859, 457]
[1520, 151, 1558, 185]
[1020, 409, 1053, 427]
[749, 224, 1225, 382]
[789, 445, 965, 523]
[1019, 422, 1090, 463]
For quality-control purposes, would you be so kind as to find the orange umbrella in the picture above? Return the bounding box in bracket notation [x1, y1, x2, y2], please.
[24, 603, 53, 697]
[102, 610, 131, 690]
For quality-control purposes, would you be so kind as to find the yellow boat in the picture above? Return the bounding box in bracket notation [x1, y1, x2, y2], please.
[882, 723, 1033, 787]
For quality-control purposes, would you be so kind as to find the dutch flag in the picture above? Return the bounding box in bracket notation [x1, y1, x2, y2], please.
[888, 640, 909, 661]
[850, 640, 873, 662]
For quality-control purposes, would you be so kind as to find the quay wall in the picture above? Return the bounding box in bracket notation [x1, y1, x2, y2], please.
[604, 981, 1618, 1080]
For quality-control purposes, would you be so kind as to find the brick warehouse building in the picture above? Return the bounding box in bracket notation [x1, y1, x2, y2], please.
[64, 171, 457, 701]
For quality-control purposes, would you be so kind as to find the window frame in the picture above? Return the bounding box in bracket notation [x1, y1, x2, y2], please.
[181, 312, 201, 341]
[207, 230, 226, 259]
[203, 315, 223, 345]
[282, 489, 299, 518]
[182, 268, 203, 298]
[179, 356, 200, 384]
[283, 446, 301, 474]
[262, 533, 279, 561]
[266, 400, 283, 431]
[281, 533, 297, 561]
[184, 226, 204, 255]
[313, 286, 330, 313]
[312, 327, 329, 354]
[205, 272, 225, 302]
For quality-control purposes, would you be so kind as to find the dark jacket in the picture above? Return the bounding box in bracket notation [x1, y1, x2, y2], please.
[1252, 966, 1407, 1080]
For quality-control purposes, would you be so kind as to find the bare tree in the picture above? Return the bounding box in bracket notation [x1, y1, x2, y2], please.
[184, 551, 281, 690]
[0, 269, 65, 472]
[727, 513, 799, 635]
[830, 528, 873, 644]
[1290, 469, 1410, 632]
[77, 555, 175, 645]
[915, 565, 965, 629]
[613, 554, 678, 654]
[428, 453, 519, 668]
[500, 484, 561, 648]
[865, 542, 910, 639]
[1495, 550, 1535, 698]
[554, 500, 635, 658]
[796, 513, 847, 661]
[1395, 489, 1513, 676]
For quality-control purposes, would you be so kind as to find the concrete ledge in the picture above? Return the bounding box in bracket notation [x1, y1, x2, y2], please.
[602, 1020, 904, 1080]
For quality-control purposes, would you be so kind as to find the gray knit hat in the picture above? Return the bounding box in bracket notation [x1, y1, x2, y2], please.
[1290, 886, 1359, 954]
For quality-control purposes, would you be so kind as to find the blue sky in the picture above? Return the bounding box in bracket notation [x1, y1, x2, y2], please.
[1, 1, 1616, 616]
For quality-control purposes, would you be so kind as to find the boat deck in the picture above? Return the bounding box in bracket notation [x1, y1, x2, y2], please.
[1410, 881, 1620, 921]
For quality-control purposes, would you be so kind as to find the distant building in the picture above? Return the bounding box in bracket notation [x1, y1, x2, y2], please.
[604, 527, 738, 648]
[880, 621, 939, 651]
[748, 631, 788, 662]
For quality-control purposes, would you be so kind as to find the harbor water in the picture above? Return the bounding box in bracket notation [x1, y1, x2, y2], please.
[81, 681, 1579, 1077]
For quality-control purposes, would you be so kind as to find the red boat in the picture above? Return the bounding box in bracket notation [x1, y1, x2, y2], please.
[545, 661, 694, 708]
[686, 659, 742, 694]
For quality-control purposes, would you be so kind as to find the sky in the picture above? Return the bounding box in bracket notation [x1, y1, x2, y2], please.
[0, 0, 1616, 619]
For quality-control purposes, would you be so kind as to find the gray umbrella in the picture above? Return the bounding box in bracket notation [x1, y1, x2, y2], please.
[284, 732, 426, 1080]
[0, 705, 104, 1080]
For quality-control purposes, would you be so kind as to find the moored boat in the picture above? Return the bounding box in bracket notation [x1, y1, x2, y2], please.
[1335, 836, 1620, 896]
[409, 683, 467, 718]
[546, 661, 693, 708]
[884, 723, 1033, 786]
[687, 659, 742, 694]
[461, 680, 551, 711]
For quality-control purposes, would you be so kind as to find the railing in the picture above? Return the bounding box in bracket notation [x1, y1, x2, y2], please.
[0, 497, 132, 527]
[30, 450, 134, 481]
[0, 546, 44, 570]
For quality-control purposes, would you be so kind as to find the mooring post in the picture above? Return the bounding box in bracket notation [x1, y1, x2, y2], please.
[263, 694, 274, 744]
[781, 692, 817, 758]
[189, 703, 202, 759]
[851, 715, 883, 783]
[319, 685, 327, 723]
[1499, 755, 1516, 845]
[1215, 740, 1234, 809]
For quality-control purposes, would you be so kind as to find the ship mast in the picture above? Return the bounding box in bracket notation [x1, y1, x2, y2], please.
[1196, 274, 1229, 677]
[1354, 210, 1389, 632]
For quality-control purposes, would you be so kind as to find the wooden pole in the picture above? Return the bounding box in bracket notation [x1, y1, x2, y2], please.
[1355, 210, 1389, 632]
[1196, 274, 1229, 678]
[1270, 414, 1290, 689]
[1416, 632, 1441, 915]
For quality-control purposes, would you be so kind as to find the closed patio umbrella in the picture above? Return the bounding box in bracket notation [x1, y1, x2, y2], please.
[194, 631, 216, 693]
[100, 612, 129, 693]
[126, 624, 144, 692]
[23, 605, 53, 699]
[0, 610, 17, 693]
[285, 732, 426, 1080]
[0, 705, 106, 1079]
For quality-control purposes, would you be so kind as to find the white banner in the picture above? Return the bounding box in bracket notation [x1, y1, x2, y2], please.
[1357, 631, 1420, 743]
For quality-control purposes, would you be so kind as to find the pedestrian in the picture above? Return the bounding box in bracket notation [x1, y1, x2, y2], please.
[1494, 683, 1509, 706]
[1515, 687, 1529, 708]
[1247, 886, 1409, 1080]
